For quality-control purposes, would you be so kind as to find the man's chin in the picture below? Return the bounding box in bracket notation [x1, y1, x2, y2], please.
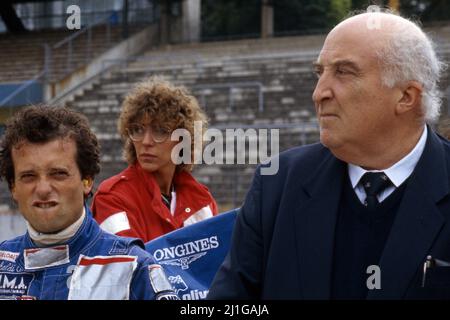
[32, 205, 59, 217]
[27, 210, 61, 232]
[320, 136, 346, 157]
[319, 134, 334, 149]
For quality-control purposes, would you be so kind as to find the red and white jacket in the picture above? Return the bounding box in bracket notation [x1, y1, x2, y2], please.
[91, 163, 218, 242]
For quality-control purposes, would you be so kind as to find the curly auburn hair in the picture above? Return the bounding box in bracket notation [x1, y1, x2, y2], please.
[118, 77, 208, 172]
[0, 105, 100, 189]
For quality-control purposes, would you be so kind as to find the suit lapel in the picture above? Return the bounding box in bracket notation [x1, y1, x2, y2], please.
[293, 151, 345, 299]
[367, 129, 449, 299]
[366, 180, 444, 299]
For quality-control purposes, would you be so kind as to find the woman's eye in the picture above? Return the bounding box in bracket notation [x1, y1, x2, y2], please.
[135, 127, 144, 134]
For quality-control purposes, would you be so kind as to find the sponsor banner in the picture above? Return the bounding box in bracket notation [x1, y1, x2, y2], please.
[145, 209, 237, 300]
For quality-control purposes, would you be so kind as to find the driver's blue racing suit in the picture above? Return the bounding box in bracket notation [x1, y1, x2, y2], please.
[0, 207, 179, 300]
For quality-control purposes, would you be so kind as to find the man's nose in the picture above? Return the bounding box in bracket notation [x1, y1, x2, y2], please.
[312, 73, 333, 104]
[35, 178, 52, 197]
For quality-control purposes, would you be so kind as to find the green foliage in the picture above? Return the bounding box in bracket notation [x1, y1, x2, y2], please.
[273, 0, 332, 35]
[201, 0, 260, 40]
[400, 0, 450, 22]
[199, 0, 449, 41]
[328, 0, 352, 25]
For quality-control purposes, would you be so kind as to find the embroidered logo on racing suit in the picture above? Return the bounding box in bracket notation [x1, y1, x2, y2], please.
[0, 272, 34, 299]
[0, 251, 19, 263]
[149, 264, 179, 300]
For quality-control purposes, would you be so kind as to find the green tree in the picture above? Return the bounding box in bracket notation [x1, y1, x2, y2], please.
[400, 0, 450, 22]
[351, 0, 389, 11]
[199, 0, 450, 41]
[328, 0, 352, 25]
[273, 0, 334, 35]
[201, 0, 260, 40]
[273, 0, 360, 35]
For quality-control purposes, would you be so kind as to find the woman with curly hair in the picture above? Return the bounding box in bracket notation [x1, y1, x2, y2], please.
[92, 78, 218, 242]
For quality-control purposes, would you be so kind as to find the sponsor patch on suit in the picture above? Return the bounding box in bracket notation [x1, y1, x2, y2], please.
[24, 245, 70, 270]
[148, 264, 173, 292]
[68, 255, 137, 300]
[0, 272, 34, 299]
[0, 251, 20, 263]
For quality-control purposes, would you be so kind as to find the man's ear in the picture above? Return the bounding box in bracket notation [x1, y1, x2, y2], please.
[82, 178, 93, 196]
[396, 81, 423, 115]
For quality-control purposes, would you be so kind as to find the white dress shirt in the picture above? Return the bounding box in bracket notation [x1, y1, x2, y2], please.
[348, 126, 428, 204]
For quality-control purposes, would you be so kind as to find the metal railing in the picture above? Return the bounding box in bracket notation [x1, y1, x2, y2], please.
[1, 15, 131, 108]
[47, 51, 206, 104]
[0, 70, 46, 108]
[49, 46, 320, 110]
[45, 14, 113, 80]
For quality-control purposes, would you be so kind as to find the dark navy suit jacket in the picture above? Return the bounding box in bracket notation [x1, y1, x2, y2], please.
[208, 129, 450, 299]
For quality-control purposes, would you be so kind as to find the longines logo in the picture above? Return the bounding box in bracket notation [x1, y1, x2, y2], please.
[151, 236, 219, 270]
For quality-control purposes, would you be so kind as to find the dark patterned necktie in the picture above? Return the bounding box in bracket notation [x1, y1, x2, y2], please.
[359, 172, 393, 209]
